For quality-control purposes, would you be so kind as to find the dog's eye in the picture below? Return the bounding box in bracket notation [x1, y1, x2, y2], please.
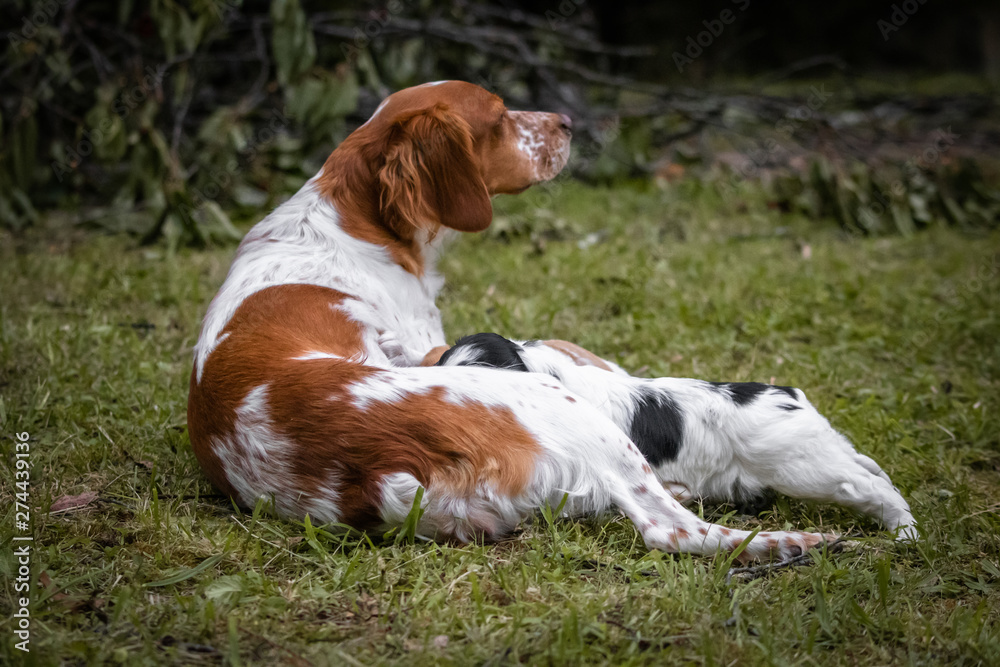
[492, 112, 508, 138]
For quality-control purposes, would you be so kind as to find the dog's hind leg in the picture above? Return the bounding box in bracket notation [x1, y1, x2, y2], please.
[538, 414, 838, 562]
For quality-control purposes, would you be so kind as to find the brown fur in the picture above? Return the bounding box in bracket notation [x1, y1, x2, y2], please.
[378, 104, 493, 235]
[189, 284, 540, 531]
[543, 340, 613, 372]
[188, 284, 366, 499]
[314, 82, 560, 276]
[269, 382, 540, 530]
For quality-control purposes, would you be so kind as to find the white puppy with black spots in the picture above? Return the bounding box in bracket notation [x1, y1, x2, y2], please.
[437, 333, 918, 548]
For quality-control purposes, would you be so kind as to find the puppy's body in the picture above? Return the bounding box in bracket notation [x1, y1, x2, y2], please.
[189, 82, 916, 561]
[437, 334, 917, 539]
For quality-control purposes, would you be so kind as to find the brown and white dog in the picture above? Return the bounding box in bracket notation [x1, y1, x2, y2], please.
[188, 81, 916, 561]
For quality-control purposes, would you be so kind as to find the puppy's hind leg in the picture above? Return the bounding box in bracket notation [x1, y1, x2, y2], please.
[520, 394, 838, 562]
[436, 336, 916, 540]
[740, 388, 918, 541]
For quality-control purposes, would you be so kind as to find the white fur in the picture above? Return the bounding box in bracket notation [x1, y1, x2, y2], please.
[362, 98, 390, 126]
[292, 351, 345, 361]
[212, 385, 342, 523]
[508, 111, 569, 181]
[435, 345, 481, 368]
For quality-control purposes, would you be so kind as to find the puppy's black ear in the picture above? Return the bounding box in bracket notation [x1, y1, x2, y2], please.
[379, 104, 493, 234]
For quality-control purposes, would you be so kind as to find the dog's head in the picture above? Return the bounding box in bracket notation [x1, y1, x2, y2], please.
[325, 81, 572, 237]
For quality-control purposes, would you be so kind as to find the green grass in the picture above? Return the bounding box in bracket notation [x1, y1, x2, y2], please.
[2, 180, 999, 665]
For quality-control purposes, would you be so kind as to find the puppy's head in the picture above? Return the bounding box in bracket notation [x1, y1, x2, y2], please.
[365, 81, 572, 235]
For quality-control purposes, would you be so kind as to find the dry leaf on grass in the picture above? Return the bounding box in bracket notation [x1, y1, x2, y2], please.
[50, 491, 99, 513]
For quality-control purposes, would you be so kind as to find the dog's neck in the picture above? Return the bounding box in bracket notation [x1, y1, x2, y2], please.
[316, 130, 446, 277]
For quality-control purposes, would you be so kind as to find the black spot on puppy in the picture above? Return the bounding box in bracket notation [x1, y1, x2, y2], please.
[710, 382, 767, 405]
[629, 386, 684, 466]
[771, 385, 798, 401]
[710, 382, 799, 406]
[436, 333, 529, 372]
[732, 485, 777, 515]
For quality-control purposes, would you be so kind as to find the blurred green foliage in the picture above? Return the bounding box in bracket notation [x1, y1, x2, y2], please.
[786, 158, 1000, 235]
[1, 0, 361, 245]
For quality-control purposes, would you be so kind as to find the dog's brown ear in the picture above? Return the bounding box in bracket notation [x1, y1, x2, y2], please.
[378, 104, 492, 234]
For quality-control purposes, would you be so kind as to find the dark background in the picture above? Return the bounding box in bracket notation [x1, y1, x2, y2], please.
[590, 1, 997, 76]
[2, 0, 998, 241]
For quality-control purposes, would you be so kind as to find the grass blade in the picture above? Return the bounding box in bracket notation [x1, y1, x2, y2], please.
[144, 553, 224, 588]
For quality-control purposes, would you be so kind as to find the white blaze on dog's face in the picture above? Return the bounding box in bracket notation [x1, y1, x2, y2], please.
[505, 110, 573, 185]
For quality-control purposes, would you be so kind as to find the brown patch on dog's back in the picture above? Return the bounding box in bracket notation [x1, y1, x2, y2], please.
[267, 376, 540, 530]
[189, 283, 541, 533]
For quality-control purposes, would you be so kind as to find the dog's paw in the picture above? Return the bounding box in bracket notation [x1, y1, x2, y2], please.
[894, 523, 920, 542]
[735, 530, 838, 564]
